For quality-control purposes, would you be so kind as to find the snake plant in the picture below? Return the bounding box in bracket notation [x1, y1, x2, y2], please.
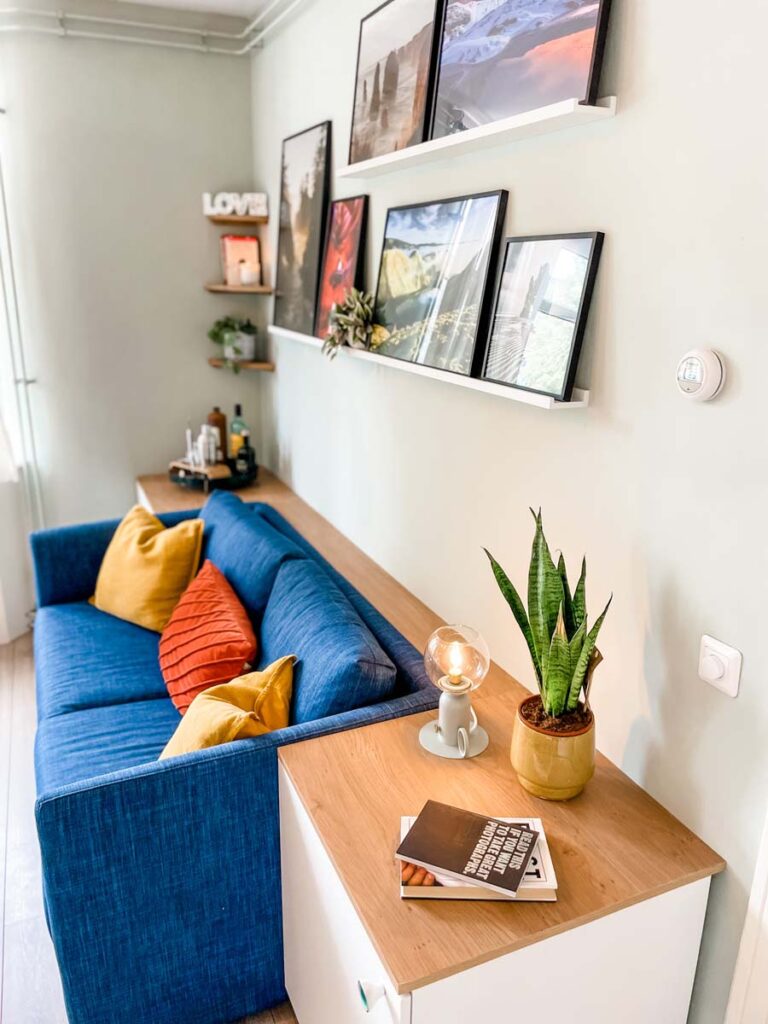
[485, 510, 611, 718]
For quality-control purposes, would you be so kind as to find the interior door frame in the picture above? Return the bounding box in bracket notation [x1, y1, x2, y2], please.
[726, 809, 768, 1021]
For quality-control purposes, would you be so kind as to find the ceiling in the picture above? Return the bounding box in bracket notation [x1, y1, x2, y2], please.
[118, 0, 272, 20]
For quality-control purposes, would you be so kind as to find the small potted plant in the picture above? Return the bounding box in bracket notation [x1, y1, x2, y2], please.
[208, 316, 258, 373]
[485, 511, 611, 800]
[322, 288, 389, 360]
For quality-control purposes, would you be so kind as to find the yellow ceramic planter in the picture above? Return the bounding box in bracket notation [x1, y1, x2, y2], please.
[511, 695, 595, 801]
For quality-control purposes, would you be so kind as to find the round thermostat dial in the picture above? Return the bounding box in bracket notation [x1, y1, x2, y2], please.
[676, 349, 726, 401]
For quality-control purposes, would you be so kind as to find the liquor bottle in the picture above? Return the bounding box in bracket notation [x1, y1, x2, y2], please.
[207, 407, 227, 461]
[230, 403, 248, 458]
[234, 430, 256, 476]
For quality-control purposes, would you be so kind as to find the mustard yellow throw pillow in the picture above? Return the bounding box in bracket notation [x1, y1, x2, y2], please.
[159, 655, 295, 760]
[94, 505, 203, 633]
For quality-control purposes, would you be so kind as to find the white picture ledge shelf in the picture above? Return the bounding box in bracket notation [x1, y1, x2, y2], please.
[268, 326, 589, 410]
[337, 96, 617, 181]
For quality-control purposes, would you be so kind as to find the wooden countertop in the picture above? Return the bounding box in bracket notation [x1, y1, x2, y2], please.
[138, 470, 725, 994]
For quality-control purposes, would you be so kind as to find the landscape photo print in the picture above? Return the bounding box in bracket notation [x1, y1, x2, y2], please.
[349, 0, 440, 164]
[431, 0, 612, 139]
[483, 232, 604, 400]
[274, 121, 331, 335]
[374, 191, 508, 376]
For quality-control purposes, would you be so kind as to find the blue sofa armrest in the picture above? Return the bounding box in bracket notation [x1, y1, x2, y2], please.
[30, 509, 199, 607]
[36, 688, 437, 1024]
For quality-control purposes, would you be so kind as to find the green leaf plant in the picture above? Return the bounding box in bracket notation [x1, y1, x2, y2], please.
[485, 510, 612, 718]
[322, 288, 390, 360]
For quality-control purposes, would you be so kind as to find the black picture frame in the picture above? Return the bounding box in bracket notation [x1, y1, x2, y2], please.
[314, 194, 369, 339]
[372, 189, 508, 379]
[273, 120, 332, 337]
[348, 0, 444, 167]
[427, 0, 612, 141]
[480, 231, 604, 402]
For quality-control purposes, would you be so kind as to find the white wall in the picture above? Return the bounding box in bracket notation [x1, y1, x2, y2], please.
[0, 16, 261, 527]
[251, 1, 768, 1019]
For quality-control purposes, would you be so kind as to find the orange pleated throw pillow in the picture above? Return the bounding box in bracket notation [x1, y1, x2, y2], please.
[159, 560, 257, 714]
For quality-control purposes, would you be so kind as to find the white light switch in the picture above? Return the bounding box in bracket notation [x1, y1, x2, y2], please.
[699, 635, 742, 697]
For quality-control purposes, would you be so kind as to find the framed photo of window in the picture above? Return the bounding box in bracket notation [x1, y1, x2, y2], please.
[481, 232, 604, 401]
[373, 190, 508, 377]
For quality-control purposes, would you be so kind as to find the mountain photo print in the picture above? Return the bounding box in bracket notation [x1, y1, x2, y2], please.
[431, 0, 612, 138]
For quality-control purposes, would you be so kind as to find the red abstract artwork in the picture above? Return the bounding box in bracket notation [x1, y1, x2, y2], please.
[315, 196, 368, 338]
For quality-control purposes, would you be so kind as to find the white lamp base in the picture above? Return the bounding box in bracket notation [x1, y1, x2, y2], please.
[418, 720, 489, 759]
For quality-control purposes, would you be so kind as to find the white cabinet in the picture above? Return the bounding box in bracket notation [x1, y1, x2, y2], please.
[280, 765, 712, 1024]
[279, 767, 410, 1024]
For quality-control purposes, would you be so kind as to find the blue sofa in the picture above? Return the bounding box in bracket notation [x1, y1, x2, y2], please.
[30, 493, 437, 1024]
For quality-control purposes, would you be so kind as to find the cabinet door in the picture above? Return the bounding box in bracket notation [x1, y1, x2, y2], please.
[279, 766, 410, 1024]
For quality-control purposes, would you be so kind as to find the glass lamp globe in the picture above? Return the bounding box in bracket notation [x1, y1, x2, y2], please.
[420, 625, 490, 760]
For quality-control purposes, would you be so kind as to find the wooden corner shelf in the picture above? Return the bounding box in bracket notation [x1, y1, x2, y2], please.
[205, 283, 273, 295]
[206, 214, 269, 226]
[208, 357, 275, 372]
[337, 96, 616, 180]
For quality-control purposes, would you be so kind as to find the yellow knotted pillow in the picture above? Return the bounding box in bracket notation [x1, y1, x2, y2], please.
[159, 655, 295, 760]
[94, 505, 203, 633]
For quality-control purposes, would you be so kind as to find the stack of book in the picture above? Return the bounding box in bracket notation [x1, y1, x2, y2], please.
[396, 800, 557, 902]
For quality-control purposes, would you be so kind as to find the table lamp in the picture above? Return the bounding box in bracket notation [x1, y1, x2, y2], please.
[419, 625, 490, 759]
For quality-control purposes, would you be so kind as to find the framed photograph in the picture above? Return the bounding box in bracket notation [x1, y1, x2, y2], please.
[481, 232, 604, 401]
[430, 0, 612, 140]
[273, 121, 331, 336]
[373, 190, 508, 377]
[348, 0, 442, 165]
[315, 195, 369, 339]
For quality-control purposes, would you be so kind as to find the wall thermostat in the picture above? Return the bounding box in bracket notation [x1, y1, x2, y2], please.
[676, 349, 726, 401]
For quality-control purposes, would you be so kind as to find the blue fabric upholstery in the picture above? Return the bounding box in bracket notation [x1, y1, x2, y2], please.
[35, 698, 180, 793]
[30, 496, 438, 1024]
[199, 491, 305, 622]
[34, 603, 167, 720]
[260, 559, 397, 724]
[30, 509, 199, 608]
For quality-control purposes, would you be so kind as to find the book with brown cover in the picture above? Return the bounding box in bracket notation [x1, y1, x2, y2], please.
[395, 800, 539, 897]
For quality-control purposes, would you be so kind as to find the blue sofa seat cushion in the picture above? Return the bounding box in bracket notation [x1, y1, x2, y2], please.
[200, 492, 305, 623]
[34, 602, 168, 720]
[35, 698, 181, 794]
[259, 559, 398, 724]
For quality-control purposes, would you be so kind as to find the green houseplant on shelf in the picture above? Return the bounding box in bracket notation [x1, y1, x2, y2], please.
[322, 288, 389, 360]
[208, 316, 257, 373]
[485, 510, 612, 800]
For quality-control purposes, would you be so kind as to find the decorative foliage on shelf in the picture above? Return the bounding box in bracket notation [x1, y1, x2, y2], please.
[207, 316, 257, 374]
[322, 288, 389, 360]
[485, 510, 612, 719]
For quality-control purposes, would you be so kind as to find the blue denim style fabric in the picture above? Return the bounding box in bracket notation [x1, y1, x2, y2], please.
[260, 558, 397, 723]
[30, 494, 438, 1024]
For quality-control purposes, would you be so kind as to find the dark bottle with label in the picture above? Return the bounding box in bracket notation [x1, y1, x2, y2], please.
[234, 429, 257, 477]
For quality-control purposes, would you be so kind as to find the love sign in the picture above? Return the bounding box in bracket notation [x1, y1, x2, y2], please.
[203, 192, 268, 218]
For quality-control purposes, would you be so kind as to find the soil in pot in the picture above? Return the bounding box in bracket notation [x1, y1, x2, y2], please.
[520, 695, 593, 735]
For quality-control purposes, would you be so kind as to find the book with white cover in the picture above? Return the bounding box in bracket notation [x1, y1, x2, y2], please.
[399, 816, 557, 901]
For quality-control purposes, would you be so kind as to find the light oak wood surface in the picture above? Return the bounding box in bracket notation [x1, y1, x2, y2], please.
[139, 469, 725, 995]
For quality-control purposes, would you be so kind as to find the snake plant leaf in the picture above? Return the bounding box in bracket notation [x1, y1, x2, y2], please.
[557, 552, 576, 638]
[528, 510, 563, 669]
[572, 557, 587, 629]
[568, 618, 586, 672]
[567, 595, 612, 710]
[545, 606, 571, 716]
[485, 549, 541, 686]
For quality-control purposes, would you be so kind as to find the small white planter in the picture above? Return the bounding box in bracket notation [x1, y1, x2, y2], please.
[223, 331, 257, 361]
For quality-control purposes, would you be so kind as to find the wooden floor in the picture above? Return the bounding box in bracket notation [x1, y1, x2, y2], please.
[0, 633, 297, 1024]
